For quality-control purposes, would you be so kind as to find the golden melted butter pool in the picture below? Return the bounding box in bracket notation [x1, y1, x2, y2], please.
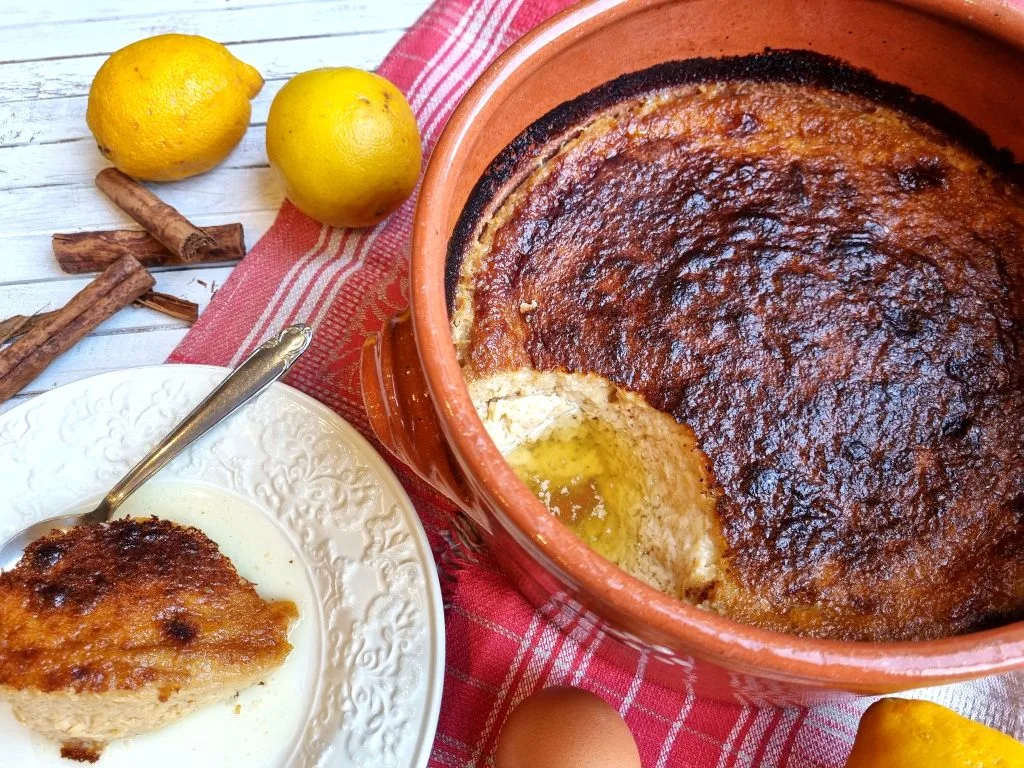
[506, 416, 645, 564]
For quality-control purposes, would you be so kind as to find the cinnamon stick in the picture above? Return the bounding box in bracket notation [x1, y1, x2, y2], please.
[95, 168, 215, 261]
[0, 291, 199, 347]
[0, 314, 44, 345]
[134, 291, 199, 323]
[0, 255, 154, 403]
[52, 223, 244, 273]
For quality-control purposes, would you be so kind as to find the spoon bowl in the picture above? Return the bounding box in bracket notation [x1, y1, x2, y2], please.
[0, 508, 110, 571]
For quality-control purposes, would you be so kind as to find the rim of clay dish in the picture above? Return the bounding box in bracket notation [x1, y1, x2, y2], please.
[411, 0, 1024, 687]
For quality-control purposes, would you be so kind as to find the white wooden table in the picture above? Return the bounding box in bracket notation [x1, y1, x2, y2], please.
[0, 0, 430, 414]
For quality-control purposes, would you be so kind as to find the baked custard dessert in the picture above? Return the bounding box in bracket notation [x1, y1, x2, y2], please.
[0, 518, 297, 762]
[449, 51, 1024, 642]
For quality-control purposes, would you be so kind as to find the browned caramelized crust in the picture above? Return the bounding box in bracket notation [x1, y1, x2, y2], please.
[451, 51, 1024, 641]
[0, 518, 297, 695]
[61, 741, 101, 764]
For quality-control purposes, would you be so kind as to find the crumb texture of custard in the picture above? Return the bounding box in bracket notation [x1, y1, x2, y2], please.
[0, 517, 297, 757]
[451, 51, 1024, 642]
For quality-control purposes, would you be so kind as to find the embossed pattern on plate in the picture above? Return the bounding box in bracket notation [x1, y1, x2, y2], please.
[0, 365, 444, 768]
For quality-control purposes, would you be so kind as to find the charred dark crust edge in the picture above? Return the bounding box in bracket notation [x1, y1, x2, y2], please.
[444, 48, 1023, 312]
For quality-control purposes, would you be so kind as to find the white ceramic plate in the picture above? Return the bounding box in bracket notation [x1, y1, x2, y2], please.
[0, 365, 444, 768]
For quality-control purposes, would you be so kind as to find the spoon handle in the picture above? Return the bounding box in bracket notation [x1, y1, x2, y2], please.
[89, 325, 313, 522]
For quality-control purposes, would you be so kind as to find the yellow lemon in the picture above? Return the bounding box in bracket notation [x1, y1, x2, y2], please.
[265, 68, 421, 228]
[846, 699, 1024, 767]
[87, 34, 262, 181]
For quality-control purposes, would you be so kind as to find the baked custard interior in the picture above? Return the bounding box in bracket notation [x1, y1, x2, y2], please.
[450, 51, 1024, 642]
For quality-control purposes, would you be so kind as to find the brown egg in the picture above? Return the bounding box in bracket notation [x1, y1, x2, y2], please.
[494, 686, 642, 768]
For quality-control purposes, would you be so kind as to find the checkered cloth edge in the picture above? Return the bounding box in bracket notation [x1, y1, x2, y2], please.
[169, 1, 1024, 765]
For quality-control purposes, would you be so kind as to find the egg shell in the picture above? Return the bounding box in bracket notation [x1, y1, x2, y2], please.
[494, 686, 642, 768]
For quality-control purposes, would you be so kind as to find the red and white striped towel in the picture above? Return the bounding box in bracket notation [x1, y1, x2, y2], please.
[170, 1, 1024, 764]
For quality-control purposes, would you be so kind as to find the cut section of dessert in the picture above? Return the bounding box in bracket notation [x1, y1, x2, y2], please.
[469, 371, 723, 603]
[0, 517, 297, 762]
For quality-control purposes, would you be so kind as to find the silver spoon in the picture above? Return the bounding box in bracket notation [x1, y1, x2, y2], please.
[0, 324, 313, 571]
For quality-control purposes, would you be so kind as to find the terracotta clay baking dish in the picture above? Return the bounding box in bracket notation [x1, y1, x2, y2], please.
[362, 0, 1024, 702]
